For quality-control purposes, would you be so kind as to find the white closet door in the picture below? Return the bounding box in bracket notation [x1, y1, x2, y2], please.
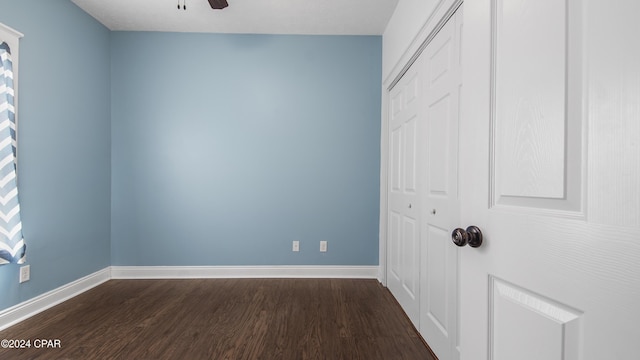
[419, 8, 463, 360]
[386, 12, 463, 359]
[387, 55, 424, 327]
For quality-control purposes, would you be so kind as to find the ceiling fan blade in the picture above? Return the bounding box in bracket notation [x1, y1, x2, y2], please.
[208, 0, 229, 9]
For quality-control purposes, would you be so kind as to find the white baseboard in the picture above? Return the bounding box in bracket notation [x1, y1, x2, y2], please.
[111, 265, 379, 279]
[0, 267, 111, 331]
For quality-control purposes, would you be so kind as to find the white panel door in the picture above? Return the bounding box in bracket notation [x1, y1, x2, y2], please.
[387, 60, 424, 327]
[419, 8, 463, 360]
[459, 0, 640, 359]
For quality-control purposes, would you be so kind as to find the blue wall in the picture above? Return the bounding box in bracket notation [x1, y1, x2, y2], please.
[0, 0, 381, 313]
[111, 33, 381, 266]
[0, 0, 111, 310]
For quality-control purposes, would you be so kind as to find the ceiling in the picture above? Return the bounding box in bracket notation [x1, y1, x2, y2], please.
[71, 0, 400, 35]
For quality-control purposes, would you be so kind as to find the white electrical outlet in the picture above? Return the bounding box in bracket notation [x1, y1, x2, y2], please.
[292, 240, 300, 252]
[19, 265, 30, 283]
[320, 241, 327, 252]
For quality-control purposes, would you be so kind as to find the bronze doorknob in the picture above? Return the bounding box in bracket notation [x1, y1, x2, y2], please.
[451, 226, 483, 248]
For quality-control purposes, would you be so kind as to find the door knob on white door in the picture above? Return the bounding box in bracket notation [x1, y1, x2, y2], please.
[451, 226, 483, 248]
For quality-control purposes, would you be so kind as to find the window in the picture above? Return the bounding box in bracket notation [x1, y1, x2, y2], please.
[0, 22, 21, 132]
[0, 22, 25, 265]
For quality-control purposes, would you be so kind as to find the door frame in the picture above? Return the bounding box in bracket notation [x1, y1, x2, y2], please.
[379, 0, 462, 286]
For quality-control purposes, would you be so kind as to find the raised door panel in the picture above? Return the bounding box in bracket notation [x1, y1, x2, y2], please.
[390, 126, 402, 193]
[495, 0, 566, 199]
[389, 210, 402, 282]
[402, 215, 419, 300]
[427, 95, 451, 197]
[425, 224, 451, 335]
[404, 115, 418, 194]
[490, 278, 582, 360]
[491, 0, 584, 214]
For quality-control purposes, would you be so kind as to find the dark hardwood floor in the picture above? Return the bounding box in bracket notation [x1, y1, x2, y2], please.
[0, 279, 436, 360]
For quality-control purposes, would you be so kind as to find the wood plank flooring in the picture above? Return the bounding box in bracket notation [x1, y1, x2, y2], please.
[0, 279, 436, 360]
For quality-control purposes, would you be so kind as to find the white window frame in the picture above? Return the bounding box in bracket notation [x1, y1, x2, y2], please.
[0, 22, 23, 166]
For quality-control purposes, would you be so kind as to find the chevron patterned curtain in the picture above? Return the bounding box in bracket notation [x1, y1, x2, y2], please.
[0, 42, 25, 265]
